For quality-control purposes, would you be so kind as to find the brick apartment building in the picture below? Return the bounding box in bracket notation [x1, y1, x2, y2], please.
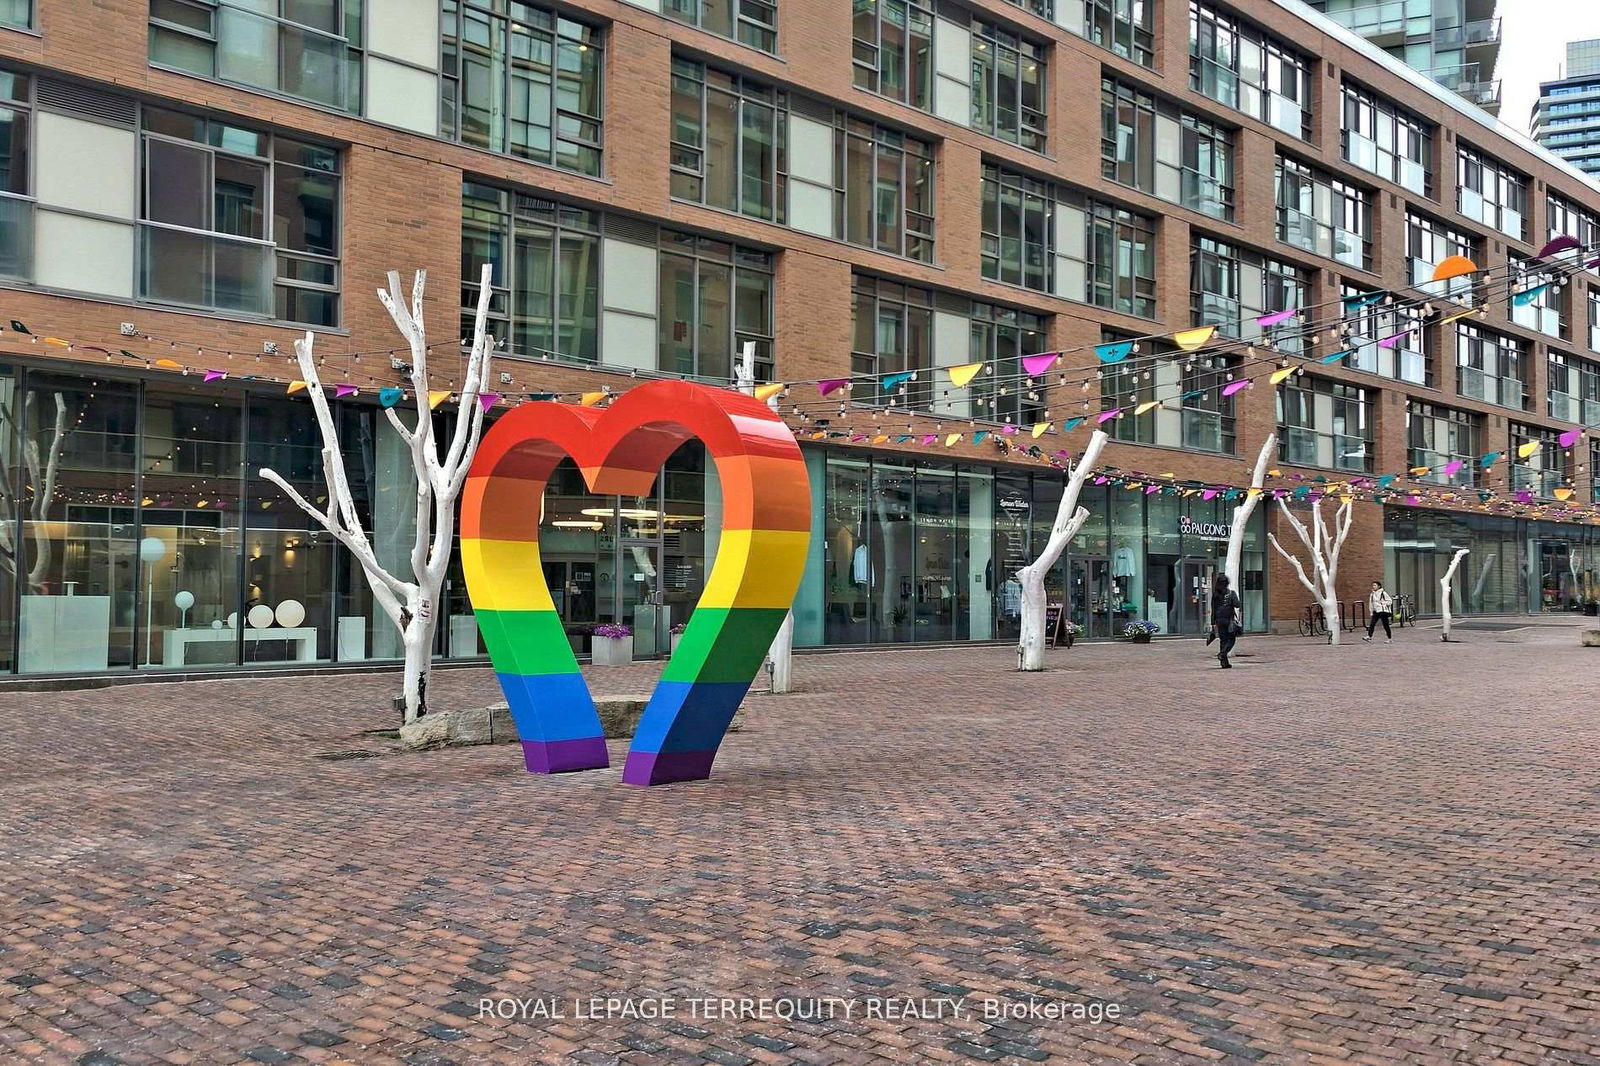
[0, 0, 1596, 675]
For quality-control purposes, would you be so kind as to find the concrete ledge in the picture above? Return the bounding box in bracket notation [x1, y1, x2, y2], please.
[1581, 630, 1600, 647]
[398, 695, 672, 751]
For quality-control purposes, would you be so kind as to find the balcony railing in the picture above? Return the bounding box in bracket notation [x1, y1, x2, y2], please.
[1433, 17, 1501, 49]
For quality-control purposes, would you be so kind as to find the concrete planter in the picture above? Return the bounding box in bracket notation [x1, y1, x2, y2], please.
[670, 632, 683, 656]
[592, 635, 633, 666]
[1582, 630, 1600, 647]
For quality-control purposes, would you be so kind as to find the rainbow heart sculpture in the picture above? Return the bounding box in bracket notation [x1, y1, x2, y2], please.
[460, 380, 810, 786]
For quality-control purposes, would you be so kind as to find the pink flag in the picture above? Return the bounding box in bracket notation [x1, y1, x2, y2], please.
[819, 379, 849, 396]
[1022, 352, 1059, 377]
[1560, 428, 1583, 449]
[1222, 380, 1251, 396]
[1202, 489, 1217, 500]
[1256, 307, 1297, 328]
[1097, 408, 1121, 423]
[1377, 328, 1415, 349]
[478, 392, 501, 412]
[1000, 425, 1019, 435]
[335, 384, 359, 398]
[203, 370, 226, 383]
[1442, 459, 1464, 478]
[921, 434, 937, 445]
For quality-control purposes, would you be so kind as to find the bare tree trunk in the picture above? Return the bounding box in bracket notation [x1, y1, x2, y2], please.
[1440, 548, 1469, 642]
[1226, 433, 1276, 588]
[1267, 497, 1355, 647]
[1017, 430, 1109, 671]
[261, 266, 495, 723]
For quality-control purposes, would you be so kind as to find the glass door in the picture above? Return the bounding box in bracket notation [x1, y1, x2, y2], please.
[620, 540, 664, 657]
[1067, 556, 1113, 638]
[1178, 559, 1215, 636]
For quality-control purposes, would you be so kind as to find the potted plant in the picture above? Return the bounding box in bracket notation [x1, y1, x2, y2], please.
[1062, 619, 1083, 649]
[669, 621, 687, 655]
[1122, 620, 1159, 644]
[591, 622, 633, 666]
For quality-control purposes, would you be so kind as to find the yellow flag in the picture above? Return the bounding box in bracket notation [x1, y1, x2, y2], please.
[428, 389, 451, 410]
[156, 358, 183, 370]
[944, 433, 962, 447]
[1517, 440, 1541, 459]
[1269, 366, 1296, 385]
[1134, 401, 1160, 415]
[42, 337, 69, 348]
[872, 433, 889, 444]
[579, 391, 605, 407]
[1555, 487, 1574, 501]
[287, 380, 308, 394]
[946, 362, 984, 388]
[753, 383, 785, 403]
[1410, 466, 1432, 476]
[1031, 422, 1050, 438]
[1173, 326, 1217, 351]
[1247, 487, 1262, 498]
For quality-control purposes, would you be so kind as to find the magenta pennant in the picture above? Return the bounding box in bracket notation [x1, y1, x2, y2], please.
[1144, 485, 1160, 495]
[1407, 495, 1421, 505]
[1093, 476, 1109, 485]
[1221, 380, 1251, 397]
[1000, 425, 1019, 435]
[818, 379, 849, 396]
[1377, 328, 1415, 349]
[1022, 352, 1059, 377]
[1560, 428, 1583, 449]
[477, 392, 500, 412]
[1202, 489, 1218, 500]
[202, 370, 227, 383]
[1516, 490, 1534, 504]
[1097, 408, 1122, 423]
[1442, 459, 1464, 479]
[334, 384, 359, 398]
[921, 433, 938, 445]
[1256, 307, 1297, 328]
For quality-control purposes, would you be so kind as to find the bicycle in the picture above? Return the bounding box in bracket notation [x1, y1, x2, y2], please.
[1297, 603, 1329, 637]
[1394, 595, 1416, 627]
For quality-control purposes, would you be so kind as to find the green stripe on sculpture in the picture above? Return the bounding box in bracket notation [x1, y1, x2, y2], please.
[477, 609, 580, 677]
[660, 607, 790, 685]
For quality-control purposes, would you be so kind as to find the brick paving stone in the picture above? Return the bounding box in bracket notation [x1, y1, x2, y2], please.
[1, 623, 1599, 1064]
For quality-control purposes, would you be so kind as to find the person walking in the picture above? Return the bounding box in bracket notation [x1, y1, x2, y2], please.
[1210, 575, 1243, 668]
[1364, 580, 1394, 642]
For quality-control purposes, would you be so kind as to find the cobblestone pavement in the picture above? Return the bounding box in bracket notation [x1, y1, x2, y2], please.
[2, 619, 1598, 1066]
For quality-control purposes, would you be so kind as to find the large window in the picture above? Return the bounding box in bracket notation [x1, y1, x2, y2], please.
[1407, 402, 1480, 486]
[1275, 155, 1370, 269]
[139, 108, 341, 326]
[851, 275, 933, 408]
[1085, 200, 1156, 319]
[0, 0, 28, 30]
[1406, 211, 1477, 298]
[666, 0, 776, 52]
[970, 302, 1047, 426]
[1084, 0, 1153, 67]
[1101, 337, 1236, 453]
[1456, 323, 1526, 410]
[1548, 193, 1600, 253]
[1189, 0, 1310, 138]
[1191, 236, 1305, 351]
[441, 0, 603, 176]
[669, 58, 786, 222]
[1548, 350, 1600, 426]
[1509, 424, 1565, 498]
[1277, 376, 1373, 473]
[1341, 82, 1432, 196]
[460, 181, 599, 363]
[1102, 77, 1234, 221]
[150, 0, 364, 112]
[0, 69, 29, 282]
[852, 0, 933, 110]
[835, 117, 935, 262]
[1458, 146, 1527, 241]
[1340, 283, 1429, 385]
[971, 20, 1047, 152]
[980, 164, 1052, 292]
[1509, 255, 1565, 340]
[658, 231, 773, 384]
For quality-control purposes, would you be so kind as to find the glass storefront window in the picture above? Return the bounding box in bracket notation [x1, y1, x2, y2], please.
[822, 458, 870, 646]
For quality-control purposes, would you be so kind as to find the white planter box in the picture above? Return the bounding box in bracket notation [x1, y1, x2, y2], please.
[592, 635, 634, 666]
[670, 632, 683, 656]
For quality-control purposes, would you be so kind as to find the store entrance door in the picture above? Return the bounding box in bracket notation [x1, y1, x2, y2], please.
[1178, 558, 1216, 636]
[619, 541, 666, 658]
[1067, 556, 1113, 638]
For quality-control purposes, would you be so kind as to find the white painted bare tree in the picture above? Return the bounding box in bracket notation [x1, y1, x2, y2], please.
[0, 392, 68, 591]
[1017, 429, 1109, 671]
[1225, 433, 1275, 589]
[1267, 495, 1355, 646]
[1439, 547, 1469, 642]
[261, 267, 496, 722]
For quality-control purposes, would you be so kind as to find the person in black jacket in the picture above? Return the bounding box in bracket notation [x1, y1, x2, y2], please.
[1210, 575, 1243, 669]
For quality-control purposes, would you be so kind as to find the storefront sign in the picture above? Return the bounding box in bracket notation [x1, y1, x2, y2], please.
[1179, 515, 1231, 543]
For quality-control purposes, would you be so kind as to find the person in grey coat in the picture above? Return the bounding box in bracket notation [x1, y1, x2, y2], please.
[1210, 575, 1242, 669]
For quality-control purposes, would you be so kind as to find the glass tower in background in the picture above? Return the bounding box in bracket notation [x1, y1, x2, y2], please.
[1532, 40, 1600, 177]
[1308, 0, 1503, 115]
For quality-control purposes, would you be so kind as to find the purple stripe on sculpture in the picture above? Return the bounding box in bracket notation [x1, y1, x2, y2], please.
[621, 749, 718, 787]
[521, 737, 611, 774]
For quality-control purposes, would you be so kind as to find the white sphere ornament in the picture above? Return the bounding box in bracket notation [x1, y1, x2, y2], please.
[173, 591, 195, 611]
[247, 605, 275, 629]
[210, 619, 223, 630]
[274, 599, 306, 628]
[227, 612, 238, 629]
[139, 536, 166, 564]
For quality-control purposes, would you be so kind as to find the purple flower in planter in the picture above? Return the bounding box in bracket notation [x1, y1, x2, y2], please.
[593, 623, 633, 640]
